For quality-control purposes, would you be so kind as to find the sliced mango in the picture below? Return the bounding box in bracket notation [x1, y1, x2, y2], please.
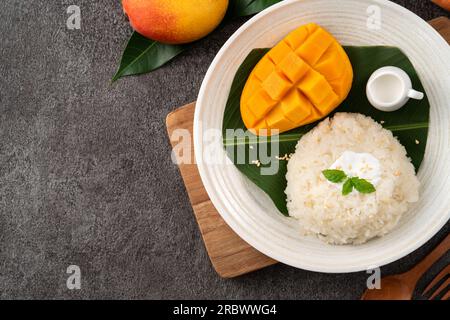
[281, 89, 312, 124]
[262, 71, 291, 101]
[247, 89, 277, 120]
[240, 23, 353, 135]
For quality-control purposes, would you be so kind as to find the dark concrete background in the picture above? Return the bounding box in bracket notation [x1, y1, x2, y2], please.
[0, 0, 448, 299]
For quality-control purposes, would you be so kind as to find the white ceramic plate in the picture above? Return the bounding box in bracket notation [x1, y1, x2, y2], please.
[194, 0, 450, 272]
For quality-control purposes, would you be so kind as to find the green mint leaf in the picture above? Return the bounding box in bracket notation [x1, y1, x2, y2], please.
[322, 169, 347, 183]
[351, 177, 376, 194]
[342, 178, 354, 196]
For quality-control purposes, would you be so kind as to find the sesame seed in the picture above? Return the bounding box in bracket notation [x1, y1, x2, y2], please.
[276, 153, 292, 161]
[251, 159, 261, 167]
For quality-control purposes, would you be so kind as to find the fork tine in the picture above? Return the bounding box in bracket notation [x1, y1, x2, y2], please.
[428, 278, 449, 300]
[442, 290, 450, 300]
[423, 264, 450, 295]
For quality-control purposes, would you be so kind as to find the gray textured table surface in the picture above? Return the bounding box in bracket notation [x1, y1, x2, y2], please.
[0, 0, 448, 299]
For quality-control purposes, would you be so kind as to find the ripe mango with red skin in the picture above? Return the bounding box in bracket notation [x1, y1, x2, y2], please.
[122, 0, 229, 44]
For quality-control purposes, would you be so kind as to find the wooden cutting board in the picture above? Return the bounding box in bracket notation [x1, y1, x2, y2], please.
[166, 17, 450, 278]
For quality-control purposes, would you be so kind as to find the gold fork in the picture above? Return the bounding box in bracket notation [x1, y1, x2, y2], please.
[362, 234, 449, 300]
[422, 264, 450, 300]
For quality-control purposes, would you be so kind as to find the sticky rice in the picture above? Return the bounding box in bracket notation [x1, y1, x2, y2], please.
[285, 113, 420, 244]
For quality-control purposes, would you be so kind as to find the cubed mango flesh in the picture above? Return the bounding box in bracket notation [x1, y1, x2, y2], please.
[240, 23, 353, 135]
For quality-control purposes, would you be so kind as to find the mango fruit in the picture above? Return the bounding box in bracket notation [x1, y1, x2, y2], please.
[241, 23, 353, 135]
[122, 0, 229, 44]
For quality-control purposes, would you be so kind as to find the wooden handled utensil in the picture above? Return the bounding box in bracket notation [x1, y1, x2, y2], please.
[432, 0, 450, 12]
[361, 234, 449, 300]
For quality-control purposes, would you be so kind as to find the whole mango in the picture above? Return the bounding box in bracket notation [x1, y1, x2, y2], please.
[122, 0, 229, 44]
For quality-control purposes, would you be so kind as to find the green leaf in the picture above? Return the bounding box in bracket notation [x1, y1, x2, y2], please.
[229, 0, 283, 17]
[322, 170, 347, 183]
[351, 177, 376, 194]
[112, 32, 186, 82]
[342, 179, 354, 196]
[222, 46, 429, 215]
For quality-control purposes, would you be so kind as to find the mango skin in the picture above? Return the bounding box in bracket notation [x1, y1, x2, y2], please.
[240, 23, 353, 135]
[122, 0, 229, 44]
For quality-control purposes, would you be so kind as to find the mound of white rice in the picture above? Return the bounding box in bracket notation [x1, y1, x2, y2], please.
[285, 113, 420, 245]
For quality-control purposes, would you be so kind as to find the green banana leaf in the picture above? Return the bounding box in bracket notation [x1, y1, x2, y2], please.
[222, 46, 430, 216]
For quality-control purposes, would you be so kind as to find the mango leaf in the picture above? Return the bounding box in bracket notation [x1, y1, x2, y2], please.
[222, 46, 429, 215]
[112, 32, 186, 82]
[229, 0, 283, 17]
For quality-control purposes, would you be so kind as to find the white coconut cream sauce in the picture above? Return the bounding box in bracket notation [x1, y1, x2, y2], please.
[328, 151, 381, 186]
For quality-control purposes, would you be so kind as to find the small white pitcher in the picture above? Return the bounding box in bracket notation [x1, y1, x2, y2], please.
[366, 66, 424, 112]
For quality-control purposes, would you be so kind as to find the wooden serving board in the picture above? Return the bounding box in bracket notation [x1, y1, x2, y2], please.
[166, 17, 449, 278]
